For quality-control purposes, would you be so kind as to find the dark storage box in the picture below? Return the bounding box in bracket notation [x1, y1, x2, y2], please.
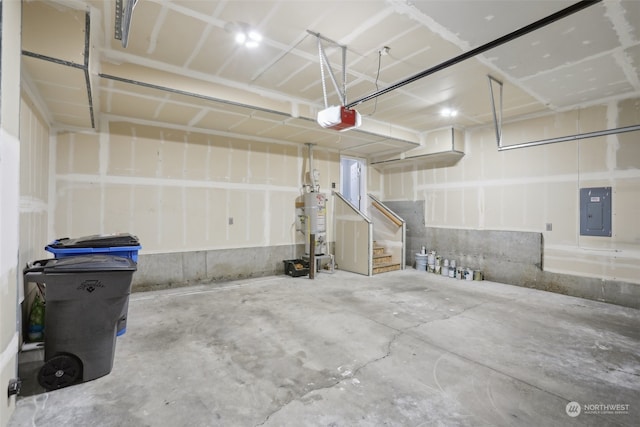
[283, 259, 309, 277]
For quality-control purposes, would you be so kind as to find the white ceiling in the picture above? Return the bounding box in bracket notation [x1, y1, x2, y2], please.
[21, 0, 640, 156]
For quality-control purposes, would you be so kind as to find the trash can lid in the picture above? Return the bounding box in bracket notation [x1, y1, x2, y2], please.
[42, 255, 137, 272]
[47, 233, 140, 249]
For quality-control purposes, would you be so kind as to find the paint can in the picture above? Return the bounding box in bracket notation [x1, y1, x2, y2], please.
[415, 253, 428, 271]
[441, 265, 449, 276]
[448, 267, 455, 278]
[456, 267, 464, 279]
[473, 270, 484, 281]
[466, 268, 473, 281]
[435, 265, 441, 274]
[426, 251, 435, 273]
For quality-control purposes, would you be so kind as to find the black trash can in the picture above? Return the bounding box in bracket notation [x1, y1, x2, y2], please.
[23, 255, 137, 390]
[45, 233, 141, 336]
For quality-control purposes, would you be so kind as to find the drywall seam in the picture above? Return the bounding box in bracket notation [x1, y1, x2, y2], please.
[157, 131, 165, 246]
[605, 0, 640, 91]
[182, 135, 188, 247]
[605, 100, 619, 172]
[205, 138, 212, 242]
[182, 185, 187, 247]
[99, 120, 109, 234]
[546, 243, 640, 256]
[386, 0, 551, 109]
[103, 113, 311, 150]
[146, 3, 168, 55]
[225, 189, 230, 242]
[414, 169, 640, 192]
[245, 192, 250, 241]
[264, 145, 271, 244]
[48, 133, 57, 240]
[152, 94, 169, 119]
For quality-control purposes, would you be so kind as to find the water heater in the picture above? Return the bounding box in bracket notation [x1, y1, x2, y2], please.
[303, 192, 327, 255]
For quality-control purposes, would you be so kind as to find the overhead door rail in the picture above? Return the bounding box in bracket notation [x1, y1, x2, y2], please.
[345, 0, 602, 109]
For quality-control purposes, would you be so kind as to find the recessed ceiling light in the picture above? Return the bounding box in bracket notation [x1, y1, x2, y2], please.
[226, 22, 262, 48]
[440, 108, 458, 118]
[235, 32, 246, 44]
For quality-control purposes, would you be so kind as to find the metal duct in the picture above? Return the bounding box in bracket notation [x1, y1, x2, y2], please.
[345, 0, 602, 109]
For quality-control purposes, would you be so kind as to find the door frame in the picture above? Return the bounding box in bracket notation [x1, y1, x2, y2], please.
[340, 155, 367, 211]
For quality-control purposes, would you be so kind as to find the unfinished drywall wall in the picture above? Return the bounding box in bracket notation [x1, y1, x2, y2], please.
[334, 195, 371, 276]
[54, 121, 340, 286]
[380, 98, 640, 303]
[1, 1, 21, 425]
[18, 89, 51, 349]
[19, 91, 50, 277]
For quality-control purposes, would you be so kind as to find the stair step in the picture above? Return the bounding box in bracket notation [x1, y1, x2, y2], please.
[373, 246, 385, 255]
[373, 262, 401, 274]
[373, 254, 392, 265]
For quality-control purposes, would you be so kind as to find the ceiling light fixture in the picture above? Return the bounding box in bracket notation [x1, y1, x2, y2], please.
[440, 108, 458, 118]
[226, 22, 262, 48]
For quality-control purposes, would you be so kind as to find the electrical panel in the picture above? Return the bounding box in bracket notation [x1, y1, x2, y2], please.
[580, 187, 612, 237]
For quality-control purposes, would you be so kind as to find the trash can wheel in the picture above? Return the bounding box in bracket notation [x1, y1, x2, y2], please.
[38, 354, 82, 390]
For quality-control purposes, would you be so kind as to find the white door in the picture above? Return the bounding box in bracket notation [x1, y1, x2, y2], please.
[341, 157, 366, 211]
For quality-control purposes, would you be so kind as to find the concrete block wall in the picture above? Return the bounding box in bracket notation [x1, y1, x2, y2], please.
[385, 200, 640, 309]
[380, 98, 640, 309]
[132, 244, 303, 291]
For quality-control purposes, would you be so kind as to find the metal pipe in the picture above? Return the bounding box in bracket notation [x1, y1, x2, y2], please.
[346, 0, 601, 109]
[306, 143, 315, 188]
[84, 12, 95, 129]
[318, 38, 329, 109]
[342, 44, 347, 106]
[487, 76, 503, 148]
[498, 124, 640, 151]
[309, 234, 316, 279]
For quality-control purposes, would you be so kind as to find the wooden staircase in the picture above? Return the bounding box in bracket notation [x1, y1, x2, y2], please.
[373, 242, 401, 274]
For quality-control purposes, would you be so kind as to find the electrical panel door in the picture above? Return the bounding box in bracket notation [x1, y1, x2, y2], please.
[580, 187, 612, 237]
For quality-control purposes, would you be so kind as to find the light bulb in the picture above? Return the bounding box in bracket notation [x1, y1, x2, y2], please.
[235, 32, 246, 44]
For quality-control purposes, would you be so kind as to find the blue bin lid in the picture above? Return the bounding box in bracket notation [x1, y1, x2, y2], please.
[48, 233, 140, 249]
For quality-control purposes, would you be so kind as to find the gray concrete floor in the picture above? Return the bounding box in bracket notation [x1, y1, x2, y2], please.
[9, 269, 640, 427]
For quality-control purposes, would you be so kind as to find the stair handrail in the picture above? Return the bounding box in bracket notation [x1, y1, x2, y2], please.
[368, 194, 404, 227]
[334, 191, 372, 223]
[367, 194, 406, 270]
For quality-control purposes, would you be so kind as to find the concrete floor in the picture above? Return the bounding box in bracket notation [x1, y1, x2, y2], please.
[9, 269, 640, 427]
